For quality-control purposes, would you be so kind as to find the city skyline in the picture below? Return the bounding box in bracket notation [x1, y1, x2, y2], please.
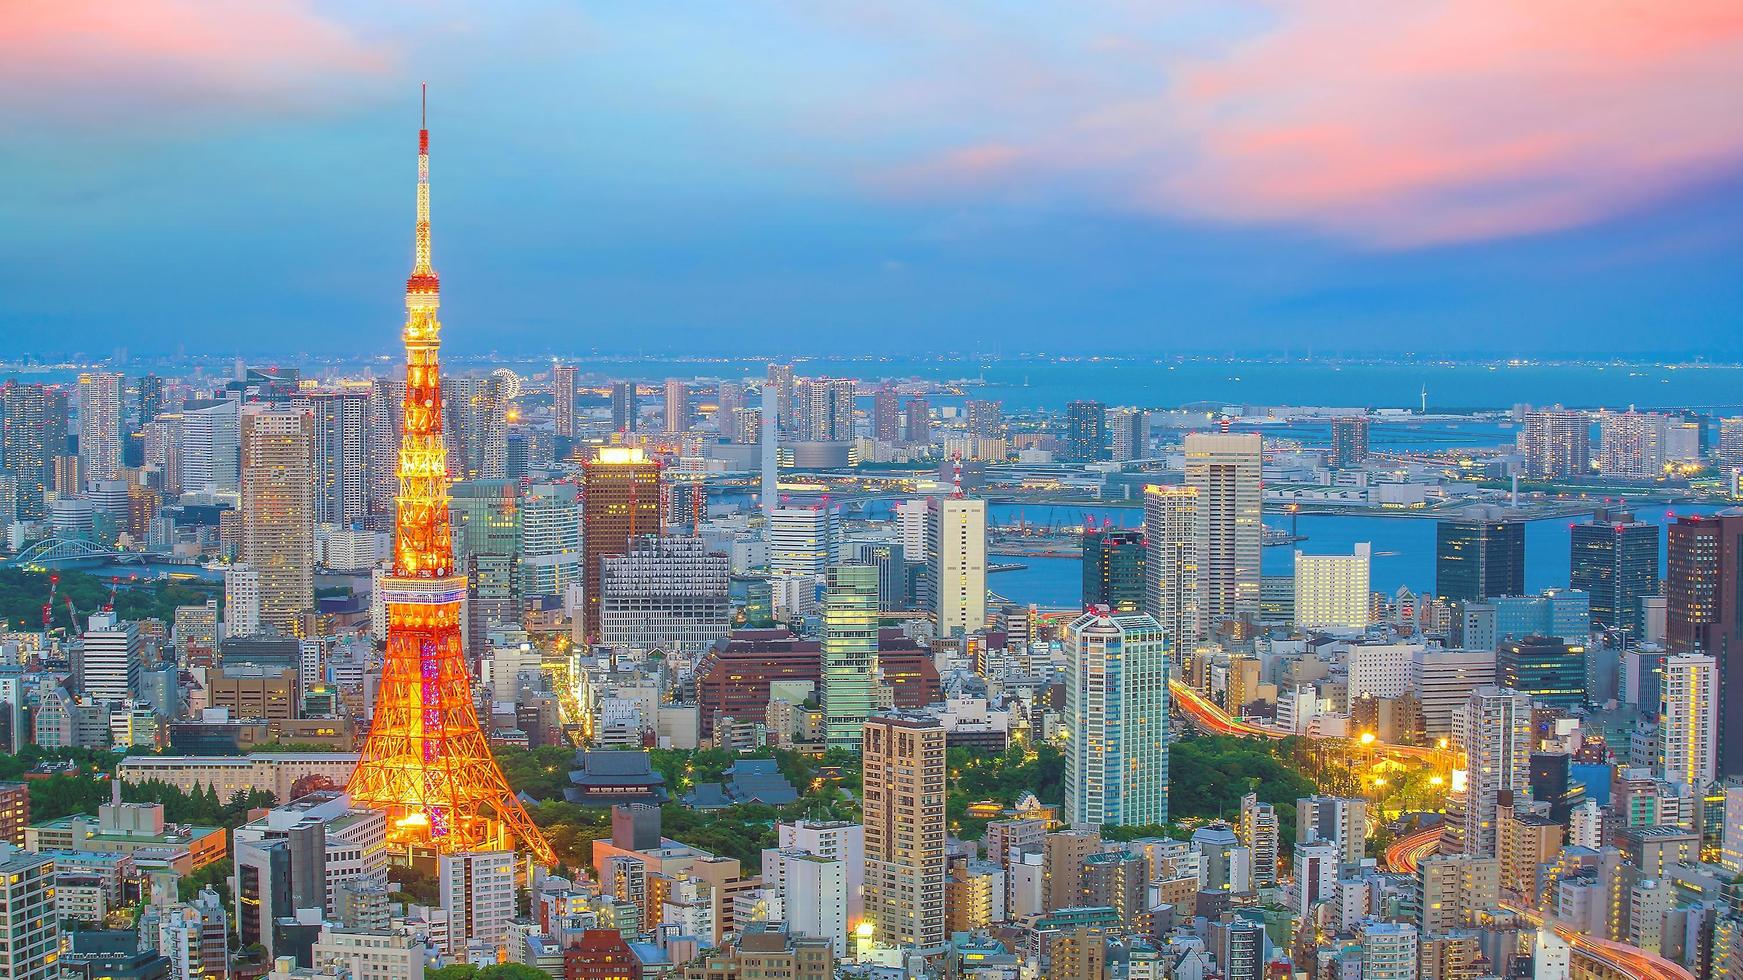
[7, 3, 1743, 356]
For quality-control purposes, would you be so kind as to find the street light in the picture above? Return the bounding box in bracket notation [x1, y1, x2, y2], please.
[1359, 732, 1376, 746]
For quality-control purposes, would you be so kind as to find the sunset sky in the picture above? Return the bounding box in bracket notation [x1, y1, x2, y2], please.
[5, 1, 1743, 356]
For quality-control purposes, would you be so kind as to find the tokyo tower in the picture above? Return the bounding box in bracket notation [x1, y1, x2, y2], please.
[346, 89, 554, 865]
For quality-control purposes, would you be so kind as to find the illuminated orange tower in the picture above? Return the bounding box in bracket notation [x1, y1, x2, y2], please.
[347, 89, 553, 864]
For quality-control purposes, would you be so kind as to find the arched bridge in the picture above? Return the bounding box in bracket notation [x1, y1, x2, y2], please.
[2, 538, 142, 568]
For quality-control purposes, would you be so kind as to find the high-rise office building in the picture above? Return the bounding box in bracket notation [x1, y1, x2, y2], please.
[552, 363, 577, 438]
[862, 713, 946, 951]
[297, 389, 372, 528]
[872, 384, 900, 442]
[1186, 432, 1262, 632]
[902, 396, 931, 445]
[1448, 686, 1532, 856]
[1293, 543, 1371, 631]
[796, 377, 856, 442]
[1062, 609, 1170, 828]
[1660, 653, 1718, 787]
[769, 504, 840, 578]
[77, 611, 143, 703]
[822, 565, 880, 749]
[1082, 527, 1146, 612]
[1598, 410, 1671, 478]
[599, 535, 730, 655]
[0, 381, 64, 519]
[365, 377, 404, 529]
[1106, 407, 1146, 462]
[1434, 512, 1525, 602]
[519, 483, 580, 600]
[179, 397, 241, 495]
[77, 371, 123, 483]
[854, 542, 908, 613]
[927, 494, 986, 638]
[1063, 400, 1107, 462]
[1497, 636, 1587, 708]
[1143, 484, 1200, 653]
[609, 380, 637, 433]
[1570, 511, 1659, 642]
[1521, 407, 1590, 479]
[1330, 415, 1369, 468]
[449, 477, 515, 652]
[240, 407, 315, 634]
[581, 446, 663, 640]
[664, 378, 690, 434]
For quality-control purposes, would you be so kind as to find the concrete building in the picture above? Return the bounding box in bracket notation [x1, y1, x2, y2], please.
[0, 845, 57, 980]
[1185, 433, 1262, 634]
[77, 371, 124, 483]
[599, 535, 730, 655]
[1063, 609, 1170, 828]
[1659, 653, 1719, 787]
[240, 407, 316, 634]
[928, 495, 986, 638]
[862, 714, 946, 951]
[1142, 484, 1200, 651]
[1293, 543, 1371, 631]
[1522, 407, 1590, 480]
[1449, 687, 1533, 857]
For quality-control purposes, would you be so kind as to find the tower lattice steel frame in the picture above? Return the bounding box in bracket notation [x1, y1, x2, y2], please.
[346, 90, 554, 865]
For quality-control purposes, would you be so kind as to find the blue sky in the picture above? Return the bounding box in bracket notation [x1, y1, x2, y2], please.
[3, 1, 1743, 358]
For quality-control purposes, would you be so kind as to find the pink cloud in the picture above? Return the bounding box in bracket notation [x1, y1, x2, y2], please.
[0, 0, 389, 121]
[884, 1, 1743, 246]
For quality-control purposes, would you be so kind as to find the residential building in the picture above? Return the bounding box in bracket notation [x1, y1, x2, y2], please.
[862, 714, 946, 951]
[928, 494, 987, 638]
[1522, 407, 1589, 479]
[240, 407, 316, 634]
[1063, 609, 1170, 828]
[1185, 433, 1262, 633]
[1293, 543, 1371, 631]
[1143, 484, 1199, 651]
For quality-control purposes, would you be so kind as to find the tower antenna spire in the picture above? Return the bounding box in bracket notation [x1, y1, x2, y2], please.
[421, 81, 427, 129]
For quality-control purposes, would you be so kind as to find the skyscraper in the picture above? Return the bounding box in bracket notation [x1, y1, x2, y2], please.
[822, 565, 879, 749]
[1434, 511, 1525, 602]
[1665, 513, 1723, 655]
[964, 399, 1003, 438]
[552, 363, 577, 438]
[0, 381, 64, 519]
[581, 446, 664, 640]
[519, 483, 581, 599]
[179, 398, 242, 495]
[450, 479, 523, 653]
[1106, 407, 1146, 462]
[902, 396, 931, 445]
[137, 373, 164, 429]
[1063, 400, 1107, 462]
[928, 494, 986, 638]
[77, 371, 123, 483]
[1570, 511, 1659, 642]
[1521, 407, 1590, 479]
[769, 504, 840, 578]
[766, 363, 796, 433]
[862, 713, 946, 951]
[297, 388, 372, 528]
[609, 380, 637, 433]
[1448, 686, 1532, 856]
[442, 372, 511, 480]
[1330, 415, 1369, 468]
[1598, 410, 1670, 478]
[664, 378, 690, 433]
[1082, 527, 1145, 612]
[796, 377, 856, 442]
[1062, 608, 1170, 828]
[1660, 653, 1718, 787]
[871, 383, 899, 441]
[1186, 432, 1263, 632]
[1497, 636, 1586, 708]
[1143, 484, 1200, 653]
[240, 406, 315, 634]
[345, 92, 550, 864]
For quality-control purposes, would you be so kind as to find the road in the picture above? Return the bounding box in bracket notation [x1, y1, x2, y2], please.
[1380, 825, 1692, 980]
[1168, 678, 1451, 765]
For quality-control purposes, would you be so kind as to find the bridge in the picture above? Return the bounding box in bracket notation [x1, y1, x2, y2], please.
[1, 538, 145, 568]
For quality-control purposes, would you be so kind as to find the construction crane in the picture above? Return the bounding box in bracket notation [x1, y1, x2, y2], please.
[41, 572, 59, 636]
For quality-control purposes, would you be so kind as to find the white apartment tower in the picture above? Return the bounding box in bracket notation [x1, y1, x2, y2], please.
[1184, 433, 1262, 634]
[928, 495, 987, 638]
